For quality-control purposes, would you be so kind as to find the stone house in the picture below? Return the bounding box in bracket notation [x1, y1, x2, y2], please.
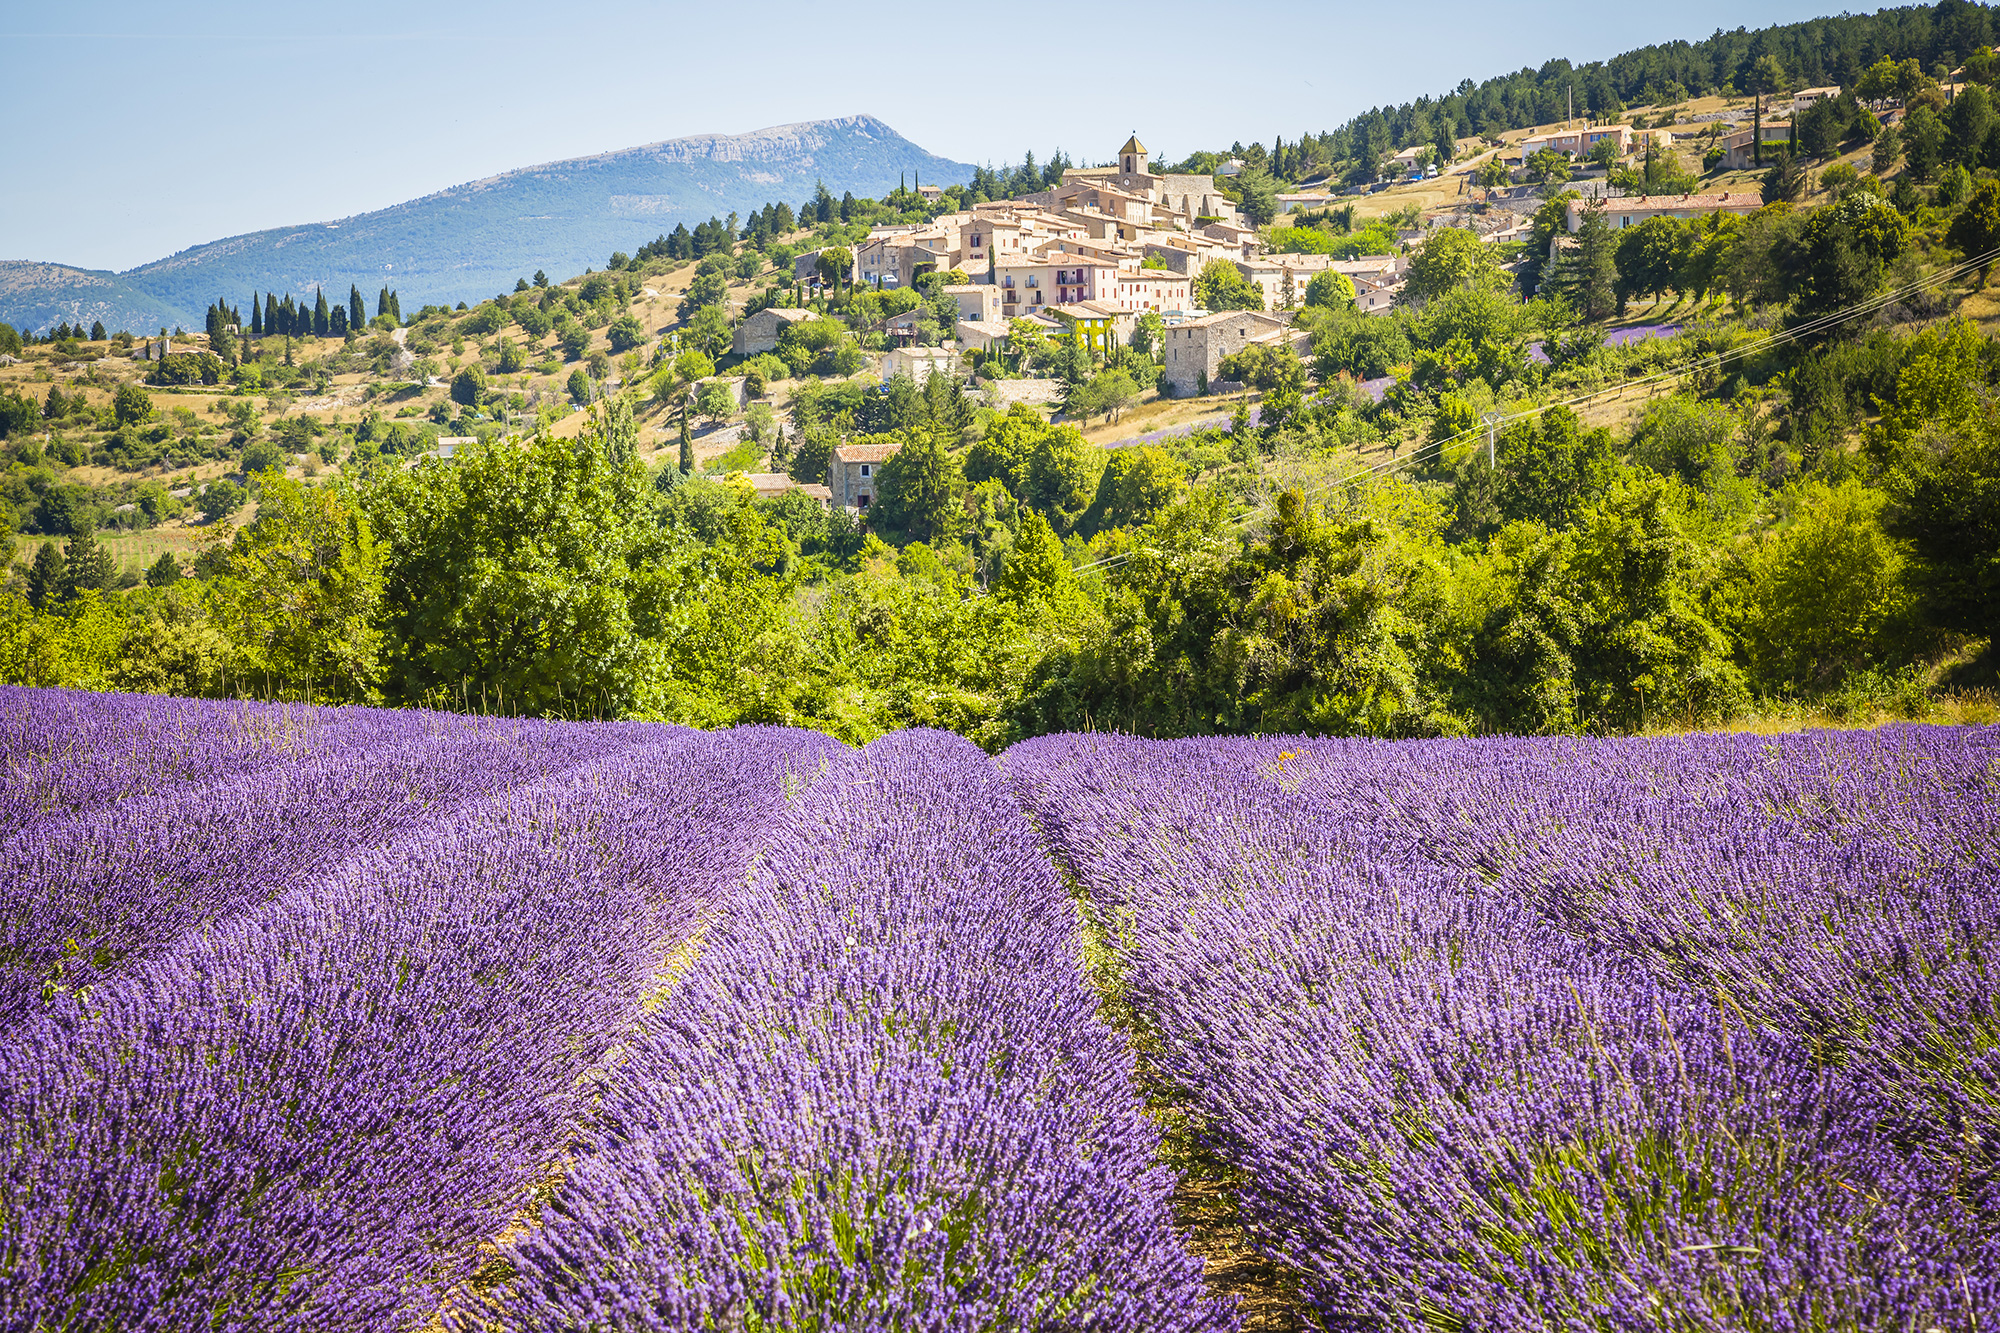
[732, 305, 817, 357]
[828, 442, 902, 509]
[1160, 311, 1266, 397]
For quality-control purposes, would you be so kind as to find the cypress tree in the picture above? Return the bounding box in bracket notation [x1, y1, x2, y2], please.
[350, 284, 366, 329]
[377, 286, 391, 319]
[330, 302, 347, 337]
[265, 293, 279, 338]
[27, 542, 64, 609]
[314, 287, 330, 337]
[206, 304, 218, 338]
[251, 293, 263, 338]
[388, 290, 401, 322]
[678, 404, 693, 474]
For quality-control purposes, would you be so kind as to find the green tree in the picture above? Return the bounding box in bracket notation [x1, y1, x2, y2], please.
[1494, 406, 1617, 529]
[113, 383, 152, 425]
[696, 380, 737, 425]
[1947, 179, 2000, 278]
[1902, 103, 1946, 181]
[1741, 479, 1913, 690]
[1304, 269, 1356, 308]
[1078, 447, 1187, 537]
[57, 528, 114, 600]
[1402, 227, 1506, 303]
[607, 314, 646, 353]
[994, 509, 1076, 603]
[1195, 259, 1263, 311]
[27, 542, 64, 608]
[683, 304, 731, 359]
[1947, 83, 1993, 168]
[209, 475, 385, 700]
[451, 365, 486, 407]
[365, 425, 665, 715]
[145, 552, 183, 587]
[1067, 368, 1139, 424]
[1613, 215, 1696, 306]
[677, 269, 730, 321]
[1527, 148, 1572, 184]
[198, 479, 247, 523]
[872, 432, 965, 545]
[1233, 163, 1279, 226]
[1779, 191, 1907, 326]
[1546, 197, 1618, 319]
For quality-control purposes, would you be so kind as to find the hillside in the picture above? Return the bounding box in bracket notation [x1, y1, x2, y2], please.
[0, 115, 973, 334]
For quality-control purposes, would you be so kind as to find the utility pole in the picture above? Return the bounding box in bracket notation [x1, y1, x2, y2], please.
[1483, 411, 1504, 468]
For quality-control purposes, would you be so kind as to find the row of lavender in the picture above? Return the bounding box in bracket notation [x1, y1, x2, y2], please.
[1005, 727, 2000, 1329]
[487, 730, 1231, 1330]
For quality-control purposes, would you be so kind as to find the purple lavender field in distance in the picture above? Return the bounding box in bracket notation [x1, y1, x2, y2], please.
[2, 685, 1997, 1330]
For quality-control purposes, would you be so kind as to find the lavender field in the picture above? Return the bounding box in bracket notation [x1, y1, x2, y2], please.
[2, 686, 1997, 1331]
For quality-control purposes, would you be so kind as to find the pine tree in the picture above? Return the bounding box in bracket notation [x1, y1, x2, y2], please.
[145, 552, 182, 587]
[350, 284, 366, 329]
[251, 294, 264, 338]
[57, 528, 113, 600]
[27, 541, 63, 609]
[314, 287, 330, 337]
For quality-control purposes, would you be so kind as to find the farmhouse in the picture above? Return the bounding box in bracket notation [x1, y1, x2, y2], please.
[731, 305, 816, 356]
[827, 441, 901, 510]
[1566, 192, 1764, 232]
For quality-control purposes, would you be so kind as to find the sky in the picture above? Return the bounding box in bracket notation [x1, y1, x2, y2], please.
[1, 0, 1831, 272]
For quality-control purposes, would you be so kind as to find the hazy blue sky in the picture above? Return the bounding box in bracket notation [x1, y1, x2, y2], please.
[2, 0, 1828, 271]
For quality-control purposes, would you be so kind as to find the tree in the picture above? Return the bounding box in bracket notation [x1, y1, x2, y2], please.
[872, 432, 965, 544]
[1195, 259, 1263, 311]
[1947, 180, 2000, 279]
[1760, 152, 1809, 205]
[1587, 137, 1622, 170]
[1494, 406, 1616, 529]
[1613, 215, 1696, 307]
[1304, 269, 1356, 309]
[1475, 155, 1511, 186]
[994, 509, 1075, 603]
[1741, 478, 1912, 690]
[696, 380, 737, 424]
[313, 287, 330, 337]
[607, 314, 646, 353]
[1067, 368, 1139, 424]
[349, 285, 366, 331]
[113, 383, 152, 425]
[198, 479, 247, 522]
[1402, 227, 1505, 304]
[1233, 164, 1279, 227]
[364, 425, 663, 715]
[567, 367, 593, 406]
[27, 542, 64, 609]
[57, 528, 114, 600]
[683, 304, 731, 359]
[1780, 191, 1907, 327]
[1902, 103, 1946, 181]
[677, 269, 730, 320]
[207, 475, 384, 700]
[1527, 148, 1572, 184]
[1077, 447, 1186, 537]
[1546, 198, 1618, 320]
[145, 552, 183, 587]
[88, 320, 105, 341]
[451, 365, 486, 407]
[816, 247, 853, 292]
[1947, 83, 1994, 168]
[1872, 124, 1903, 175]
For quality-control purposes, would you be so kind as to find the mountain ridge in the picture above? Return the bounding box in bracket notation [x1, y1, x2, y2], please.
[1, 115, 973, 334]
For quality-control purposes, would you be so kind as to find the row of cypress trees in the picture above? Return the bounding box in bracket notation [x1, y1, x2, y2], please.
[210, 285, 404, 341]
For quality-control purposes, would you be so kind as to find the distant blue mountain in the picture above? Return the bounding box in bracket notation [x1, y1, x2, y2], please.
[0, 115, 975, 334]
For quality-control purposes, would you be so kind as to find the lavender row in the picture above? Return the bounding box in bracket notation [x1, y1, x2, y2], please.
[0, 726, 840, 1332]
[1285, 726, 2000, 1165]
[493, 729, 1235, 1331]
[0, 686, 443, 838]
[1005, 732, 2000, 1330]
[0, 709, 666, 1025]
